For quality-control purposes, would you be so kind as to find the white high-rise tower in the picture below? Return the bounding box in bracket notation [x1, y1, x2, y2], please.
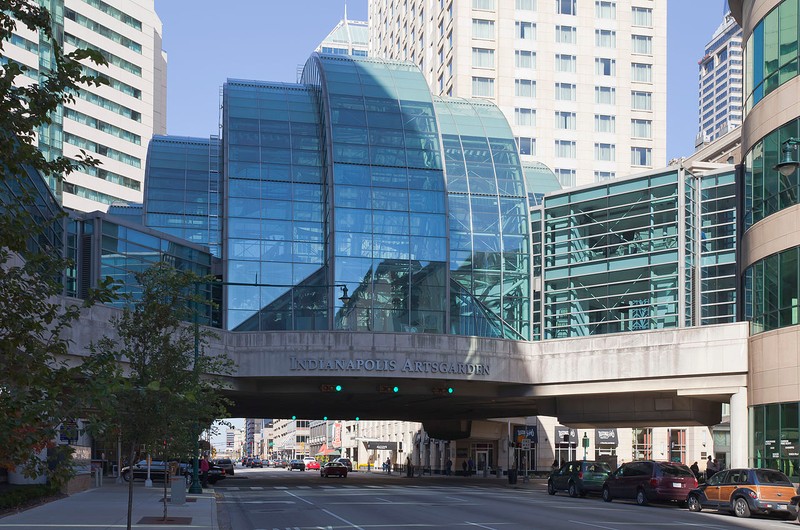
[368, 0, 667, 187]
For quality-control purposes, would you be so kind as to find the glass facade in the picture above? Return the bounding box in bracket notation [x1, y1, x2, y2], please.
[543, 171, 683, 338]
[222, 80, 326, 332]
[144, 136, 221, 257]
[751, 403, 800, 479]
[743, 0, 799, 114]
[744, 247, 800, 333]
[742, 117, 800, 230]
[699, 169, 736, 325]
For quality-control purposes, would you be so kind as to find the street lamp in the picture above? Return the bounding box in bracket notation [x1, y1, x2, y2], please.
[582, 432, 589, 461]
[774, 138, 800, 177]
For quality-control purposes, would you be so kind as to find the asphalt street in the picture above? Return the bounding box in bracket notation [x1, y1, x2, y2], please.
[215, 466, 797, 530]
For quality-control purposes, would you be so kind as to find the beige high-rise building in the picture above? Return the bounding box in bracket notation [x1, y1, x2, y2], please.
[5, 0, 166, 212]
[368, 0, 666, 187]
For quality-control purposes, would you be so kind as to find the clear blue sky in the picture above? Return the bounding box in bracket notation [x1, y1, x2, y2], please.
[155, 0, 731, 162]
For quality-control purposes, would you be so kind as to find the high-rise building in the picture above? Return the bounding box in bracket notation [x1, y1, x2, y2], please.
[315, 9, 368, 57]
[367, 0, 667, 188]
[729, 0, 800, 477]
[4, 0, 166, 212]
[696, 12, 743, 147]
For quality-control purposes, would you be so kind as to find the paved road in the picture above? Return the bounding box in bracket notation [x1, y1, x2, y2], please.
[215, 466, 796, 530]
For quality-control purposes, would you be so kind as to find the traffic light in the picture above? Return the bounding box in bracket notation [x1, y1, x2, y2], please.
[378, 385, 399, 393]
[432, 386, 455, 395]
[320, 384, 342, 392]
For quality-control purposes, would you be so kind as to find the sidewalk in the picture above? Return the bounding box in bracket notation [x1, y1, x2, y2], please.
[0, 479, 217, 530]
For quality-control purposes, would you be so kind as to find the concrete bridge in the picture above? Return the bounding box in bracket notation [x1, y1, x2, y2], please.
[67, 301, 749, 464]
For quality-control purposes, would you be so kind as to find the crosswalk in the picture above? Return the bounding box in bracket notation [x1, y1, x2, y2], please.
[219, 484, 506, 492]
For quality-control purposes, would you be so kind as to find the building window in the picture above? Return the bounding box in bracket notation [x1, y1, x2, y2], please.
[631, 90, 652, 111]
[594, 170, 615, 181]
[555, 25, 577, 44]
[555, 82, 576, 101]
[555, 111, 576, 130]
[555, 54, 577, 73]
[555, 140, 576, 158]
[515, 136, 536, 155]
[472, 76, 495, 97]
[554, 168, 576, 187]
[632, 6, 653, 28]
[595, 57, 616, 76]
[632, 428, 653, 460]
[472, 47, 495, 68]
[595, 29, 616, 48]
[472, 19, 495, 39]
[594, 142, 615, 161]
[631, 146, 652, 166]
[594, 114, 616, 133]
[516, 21, 536, 40]
[631, 34, 652, 55]
[472, 0, 495, 9]
[556, 0, 576, 15]
[632, 63, 653, 83]
[515, 50, 536, 69]
[514, 107, 536, 126]
[516, 0, 536, 10]
[631, 119, 652, 139]
[595, 0, 616, 19]
[515, 78, 536, 97]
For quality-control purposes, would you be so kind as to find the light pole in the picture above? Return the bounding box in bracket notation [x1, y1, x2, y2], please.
[774, 137, 800, 176]
[187, 280, 351, 494]
[582, 432, 590, 461]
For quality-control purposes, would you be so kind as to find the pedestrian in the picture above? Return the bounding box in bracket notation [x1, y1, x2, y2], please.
[445, 458, 452, 476]
[385, 457, 392, 475]
[461, 460, 467, 475]
[406, 456, 413, 477]
[551, 459, 559, 473]
[199, 454, 210, 488]
[467, 457, 475, 476]
[690, 461, 700, 478]
[705, 455, 717, 480]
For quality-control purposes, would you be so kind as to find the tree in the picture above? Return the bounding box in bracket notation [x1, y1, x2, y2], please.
[0, 1, 116, 487]
[91, 262, 233, 527]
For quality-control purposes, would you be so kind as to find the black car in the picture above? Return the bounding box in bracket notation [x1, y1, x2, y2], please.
[121, 460, 188, 483]
[335, 457, 353, 472]
[214, 458, 234, 476]
[548, 460, 612, 497]
[288, 459, 306, 471]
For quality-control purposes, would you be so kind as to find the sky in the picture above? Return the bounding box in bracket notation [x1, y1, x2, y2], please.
[155, 0, 732, 163]
[154, 0, 732, 448]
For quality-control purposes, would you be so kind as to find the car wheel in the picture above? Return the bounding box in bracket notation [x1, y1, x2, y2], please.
[635, 488, 648, 506]
[602, 486, 612, 503]
[568, 482, 578, 498]
[547, 481, 556, 495]
[733, 497, 751, 518]
[121, 471, 131, 482]
[687, 494, 702, 512]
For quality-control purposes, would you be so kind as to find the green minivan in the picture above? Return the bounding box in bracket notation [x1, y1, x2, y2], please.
[548, 460, 612, 497]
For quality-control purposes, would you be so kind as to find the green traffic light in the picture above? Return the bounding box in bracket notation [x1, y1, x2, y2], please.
[335, 384, 342, 392]
[323, 416, 328, 421]
[448, 387, 454, 394]
[291, 415, 296, 420]
[355, 416, 360, 421]
[392, 386, 399, 393]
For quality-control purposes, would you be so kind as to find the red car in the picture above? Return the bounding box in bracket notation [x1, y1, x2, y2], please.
[303, 458, 320, 470]
[320, 462, 348, 478]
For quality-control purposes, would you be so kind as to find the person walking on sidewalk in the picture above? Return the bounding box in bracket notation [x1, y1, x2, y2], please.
[199, 455, 210, 488]
[385, 457, 392, 475]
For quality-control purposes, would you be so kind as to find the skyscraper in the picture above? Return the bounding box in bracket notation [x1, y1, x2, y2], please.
[4, 0, 166, 212]
[696, 12, 743, 147]
[367, 0, 667, 188]
[315, 9, 368, 57]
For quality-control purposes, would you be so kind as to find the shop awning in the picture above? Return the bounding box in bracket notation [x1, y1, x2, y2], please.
[315, 444, 341, 457]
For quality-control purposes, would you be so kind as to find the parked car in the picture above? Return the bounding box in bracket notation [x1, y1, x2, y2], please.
[288, 459, 306, 471]
[335, 457, 353, 472]
[686, 468, 798, 519]
[320, 461, 348, 478]
[273, 459, 288, 468]
[214, 458, 234, 476]
[548, 460, 612, 497]
[251, 458, 263, 468]
[303, 457, 320, 470]
[121, 460, 186, 483]
[602, 460, 697, 506]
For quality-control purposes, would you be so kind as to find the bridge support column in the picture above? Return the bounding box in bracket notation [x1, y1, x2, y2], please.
[730, 386, 748, 468]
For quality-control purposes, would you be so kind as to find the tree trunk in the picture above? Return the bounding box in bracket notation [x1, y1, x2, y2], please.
[126, 443, 136, 530]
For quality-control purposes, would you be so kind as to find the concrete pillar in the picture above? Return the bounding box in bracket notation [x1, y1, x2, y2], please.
[730, 387, 748, 468]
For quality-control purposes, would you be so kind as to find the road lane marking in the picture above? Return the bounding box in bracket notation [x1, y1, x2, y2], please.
[465, 522, 498, 530]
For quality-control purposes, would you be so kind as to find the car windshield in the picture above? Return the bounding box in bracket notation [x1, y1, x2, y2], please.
[584, 462, 611, 473]
[755, 469, 793, 485]
[659, 463, 693, 477]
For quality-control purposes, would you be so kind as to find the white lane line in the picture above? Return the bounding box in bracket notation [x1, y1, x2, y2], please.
[285, 489, 365, 529]
[568, 521, 620, 530]
[465, 522, 498, 530]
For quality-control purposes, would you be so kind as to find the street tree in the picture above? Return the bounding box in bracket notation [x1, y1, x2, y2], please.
[90, 262, 233, 526]
[0, 0, 118, 487]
